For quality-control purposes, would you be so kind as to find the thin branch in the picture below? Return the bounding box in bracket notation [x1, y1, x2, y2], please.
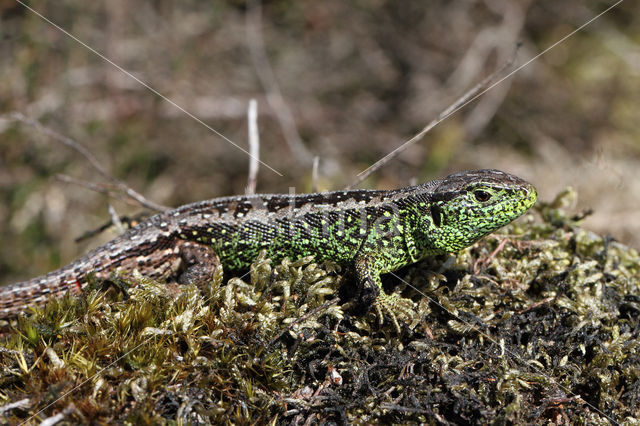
[55, 174, 152, 240]
[0, 398, 31, 415]
[311, 156, 320, 193]
[12, 113, 111, 182]
[74, 214, 145, 243]
[10, 112, 169, 211]
[246, 0, 312, 164]
[107, 204, 125, 234]
[55, 174, 138, 207]
[246, 99, 260, 195]
[346, 46, 519, 190]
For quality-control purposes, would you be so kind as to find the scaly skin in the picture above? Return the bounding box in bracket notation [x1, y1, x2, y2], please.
[0, 169, 537, 322]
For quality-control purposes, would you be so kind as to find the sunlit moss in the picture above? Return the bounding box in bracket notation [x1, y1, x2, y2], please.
[1, 189, 639, 423]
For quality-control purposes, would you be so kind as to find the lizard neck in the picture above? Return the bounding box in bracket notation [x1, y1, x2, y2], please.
[400, 195, 448, 262]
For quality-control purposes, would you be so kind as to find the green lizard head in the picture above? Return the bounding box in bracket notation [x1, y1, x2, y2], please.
[422, 169, 537, 253]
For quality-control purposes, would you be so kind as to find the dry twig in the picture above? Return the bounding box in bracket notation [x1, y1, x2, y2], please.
[55, 174, 138, 207]
[246, 0, 312, 164]
[246, 99, 260, 195]
[10, 112, 169, 212]
[107, 204, 125, 234]
[0, 398, 31, 415]
[311, 156, 320, 193]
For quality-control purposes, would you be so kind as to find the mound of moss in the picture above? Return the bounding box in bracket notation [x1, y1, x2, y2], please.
[1, 189, 639, 424]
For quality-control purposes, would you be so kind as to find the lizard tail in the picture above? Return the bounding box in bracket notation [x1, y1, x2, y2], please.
[0, 267, 84, 319]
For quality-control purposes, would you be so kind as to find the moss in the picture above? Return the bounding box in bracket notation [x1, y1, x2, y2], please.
[1, 189, 639, 423]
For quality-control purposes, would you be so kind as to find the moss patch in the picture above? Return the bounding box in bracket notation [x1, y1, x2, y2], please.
[1, 189, 639, 424]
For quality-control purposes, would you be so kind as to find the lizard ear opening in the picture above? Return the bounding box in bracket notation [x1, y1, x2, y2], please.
[431, 204, 442, 227]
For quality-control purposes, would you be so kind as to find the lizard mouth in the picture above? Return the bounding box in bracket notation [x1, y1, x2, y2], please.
[521, 184, 538, 210]
[493, 183, 537, 225]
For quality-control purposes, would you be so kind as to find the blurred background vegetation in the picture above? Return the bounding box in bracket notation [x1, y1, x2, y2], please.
[0, 0, 638, 284]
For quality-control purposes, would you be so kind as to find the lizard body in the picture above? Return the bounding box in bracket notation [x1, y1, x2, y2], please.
[0, 169, 537, 319]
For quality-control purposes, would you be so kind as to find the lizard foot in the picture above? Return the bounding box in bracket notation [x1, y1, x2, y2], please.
[373, 291, 418, 333]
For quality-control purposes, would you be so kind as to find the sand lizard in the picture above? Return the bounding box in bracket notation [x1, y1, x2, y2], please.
[0, 169, 537, 323]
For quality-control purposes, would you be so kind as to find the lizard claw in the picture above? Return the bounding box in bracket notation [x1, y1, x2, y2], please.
[374, 291, 418, 333]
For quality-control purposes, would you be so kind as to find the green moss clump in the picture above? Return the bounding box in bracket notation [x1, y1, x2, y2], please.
[1, 189, 639, 424]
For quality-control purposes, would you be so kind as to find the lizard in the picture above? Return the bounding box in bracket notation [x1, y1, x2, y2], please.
[0, 169, 537, 326]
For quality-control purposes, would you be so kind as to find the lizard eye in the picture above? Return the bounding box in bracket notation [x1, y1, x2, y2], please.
[474, 190, 491, 202]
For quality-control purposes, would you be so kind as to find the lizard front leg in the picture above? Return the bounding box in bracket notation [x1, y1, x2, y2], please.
[354, 254, 417, 332]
